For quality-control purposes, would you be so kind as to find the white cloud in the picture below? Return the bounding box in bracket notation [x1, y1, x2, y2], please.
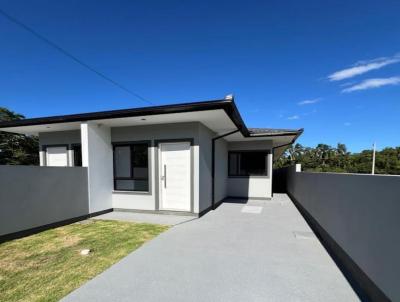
[287, 115, 300, 120]
[328, 55, 400, 81]
[344, 122, 351, 126]
[342, 76, 400, 92]
[298, 98, 321, 106]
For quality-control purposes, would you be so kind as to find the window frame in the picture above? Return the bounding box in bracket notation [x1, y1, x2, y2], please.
[71, 143, 82, 167]
[112, 141, 151, 192]
[228, 150, 270, 178]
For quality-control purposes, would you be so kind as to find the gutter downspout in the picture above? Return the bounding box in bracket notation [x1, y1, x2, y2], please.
[211, 129, 239, 209]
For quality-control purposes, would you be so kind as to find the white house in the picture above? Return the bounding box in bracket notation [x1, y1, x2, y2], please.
[0, 97, 302, 216]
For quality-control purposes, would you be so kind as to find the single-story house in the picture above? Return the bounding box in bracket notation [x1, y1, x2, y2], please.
[0, 97, 302, 216]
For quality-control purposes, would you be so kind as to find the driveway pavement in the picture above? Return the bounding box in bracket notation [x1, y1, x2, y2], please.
[62, 194, 359, 302]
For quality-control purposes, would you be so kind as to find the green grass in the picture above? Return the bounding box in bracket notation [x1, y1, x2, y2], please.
[0, 219, 168, 302]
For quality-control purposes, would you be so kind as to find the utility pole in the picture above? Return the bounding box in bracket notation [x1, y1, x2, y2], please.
[372, 142, 376, 175]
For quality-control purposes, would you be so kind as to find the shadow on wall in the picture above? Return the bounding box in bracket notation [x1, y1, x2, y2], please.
[272, 168, 288, 193]
[223, 196, 250, 204]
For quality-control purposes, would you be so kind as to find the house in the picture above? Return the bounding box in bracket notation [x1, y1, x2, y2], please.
[0, 97, 302, 216]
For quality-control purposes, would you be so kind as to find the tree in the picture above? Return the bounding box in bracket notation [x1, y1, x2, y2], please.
[0, 107, 39, 165]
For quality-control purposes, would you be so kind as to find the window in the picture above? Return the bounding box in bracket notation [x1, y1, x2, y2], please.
[113, 143, 149, 191]
[72, 144, 82, 167]
[45, 146, 68, 166]
[228, 151, 269, 177]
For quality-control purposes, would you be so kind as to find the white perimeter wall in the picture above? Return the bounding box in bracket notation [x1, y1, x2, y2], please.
[81, 122, 113, 213]
[227, 140, 273, 199]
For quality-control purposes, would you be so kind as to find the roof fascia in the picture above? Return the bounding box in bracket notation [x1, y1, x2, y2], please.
[0, 99, 250, 136]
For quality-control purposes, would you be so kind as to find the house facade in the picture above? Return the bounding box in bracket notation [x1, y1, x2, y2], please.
[0, 98, 302, 216]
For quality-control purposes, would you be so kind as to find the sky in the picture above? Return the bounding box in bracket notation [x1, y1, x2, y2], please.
[0, 0, 399, 152]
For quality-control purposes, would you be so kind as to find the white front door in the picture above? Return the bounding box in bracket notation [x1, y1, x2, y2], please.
[159, 142, 191, 212]
[46, 146, 68, 166]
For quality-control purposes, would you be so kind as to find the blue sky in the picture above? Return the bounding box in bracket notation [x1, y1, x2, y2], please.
[0, 0, 399, 152]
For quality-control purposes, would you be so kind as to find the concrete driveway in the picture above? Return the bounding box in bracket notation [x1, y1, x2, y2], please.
[62, 194, 359, 302]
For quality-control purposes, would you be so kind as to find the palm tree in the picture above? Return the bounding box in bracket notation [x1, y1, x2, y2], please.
[286, 143, 304, 163]
[315, 144, 332, 167]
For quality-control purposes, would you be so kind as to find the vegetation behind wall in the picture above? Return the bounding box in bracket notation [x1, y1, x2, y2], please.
[0, 107, 39, 165]
[275, 143, 400, 175]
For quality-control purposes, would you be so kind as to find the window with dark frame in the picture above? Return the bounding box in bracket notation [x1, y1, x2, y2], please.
[113, 143, 149, 191]
[228, 151, 269, 177]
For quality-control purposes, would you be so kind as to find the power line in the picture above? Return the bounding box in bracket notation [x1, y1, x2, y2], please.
[0, 8, 153, 105]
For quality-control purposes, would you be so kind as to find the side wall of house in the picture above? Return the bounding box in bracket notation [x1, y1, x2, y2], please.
[111, 122, 201, 213]
[227, 140, 273, 199]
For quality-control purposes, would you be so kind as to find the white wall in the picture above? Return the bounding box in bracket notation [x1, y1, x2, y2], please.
[228, 177, 272, 199]
[39, 151, 45, 166]
[227, 140, 273, 199]
[192, 144, 200, 213]
[81, 122, 113, 213]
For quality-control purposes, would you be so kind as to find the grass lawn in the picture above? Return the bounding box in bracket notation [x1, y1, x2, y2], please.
[0, 219, 168, 302]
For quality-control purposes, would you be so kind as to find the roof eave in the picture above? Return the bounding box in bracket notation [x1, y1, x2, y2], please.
[0, 98, 251, 136]
[249, 128, 304, 138]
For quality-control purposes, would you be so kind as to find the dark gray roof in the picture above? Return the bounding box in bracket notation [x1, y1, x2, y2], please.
[0, 97, 303, 141]
[0, 99, 247, 136]
[248, 128, 303, 136]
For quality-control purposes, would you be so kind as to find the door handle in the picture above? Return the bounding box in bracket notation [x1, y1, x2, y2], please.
[164, 164, 167, 188]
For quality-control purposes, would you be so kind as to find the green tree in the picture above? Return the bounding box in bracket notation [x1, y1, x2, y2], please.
[0, 107, 39, 165]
